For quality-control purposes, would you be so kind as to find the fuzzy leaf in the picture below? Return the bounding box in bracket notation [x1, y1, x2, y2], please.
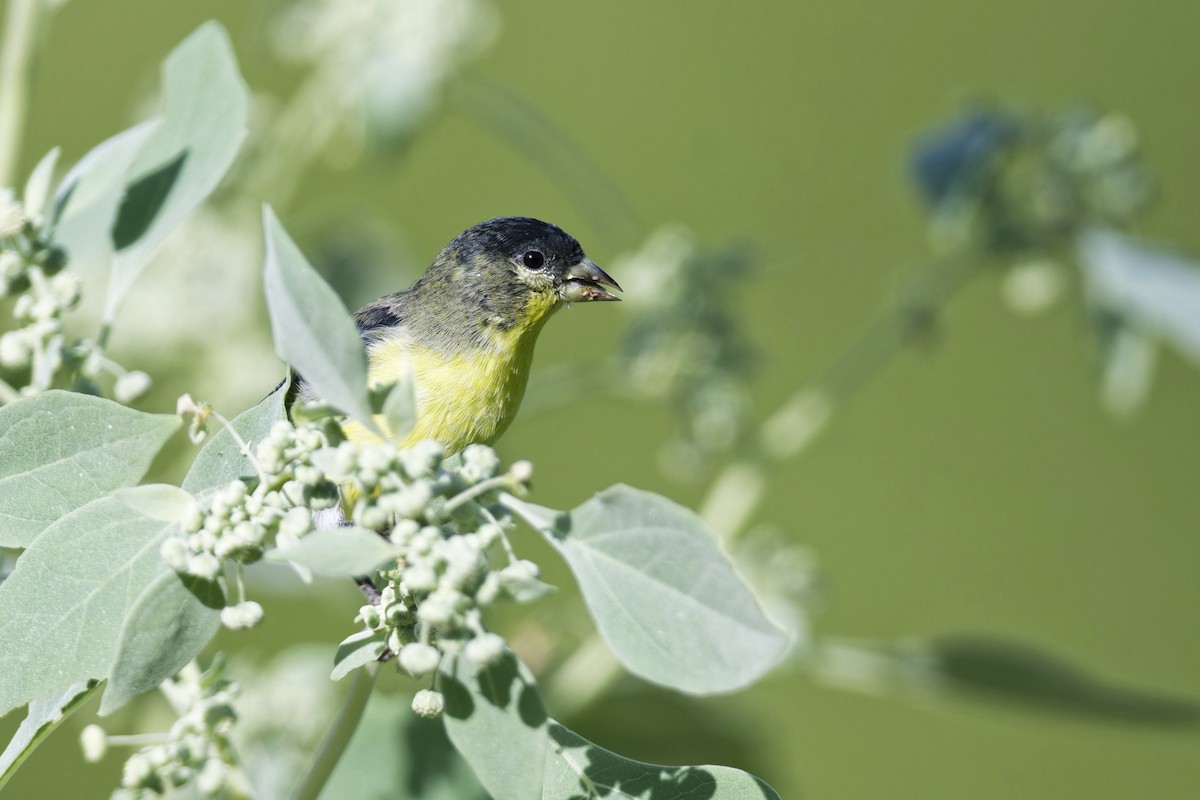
[0, 681, 101, 791]
[440, 650, 549, 800]
[111, 484, 194, 523]
[51, 120, 158, 267]
[505, 485, 788, 695]
[100, 570, 223, 715]
[268, 527, 400, 577]
[321, 695, 487, 800]
[103, 21, 249, 322]
[262, 205, 376, 429]
[0, 497, 174, 717]
[382, 371, 417, 443]
[0, 391, 181, 548]
[182, 381, 287, 494]
[331, 629, 387, 681]
[22, 147, 60, 219]
[543, 721, 782, 800]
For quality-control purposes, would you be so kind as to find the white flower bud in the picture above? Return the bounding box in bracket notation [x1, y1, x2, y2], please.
[411, 689, 445, 719]
[160, 537, 191, 571]
[278, 506, 313, 538]
[461, 444, 500, 482]
[196, 759, 227, 795]
[509, 460, 534, 484]
[398, 643, 441, 677]
[398, 439, 443, 478]
[187, 553, 222, 581]
[388, 518, 420, 546]
[440, 537, 486, 590]
[114, 371, 152, 404]
[416, 587, 462, 627]
[220, 601, 264, 630]
[80, 724, 108, 762]
[122, 752, 154, 787]
[464, 633, 506, 667]
[357, 604, 381, 629]
[402, 563, 438, 594]
[0, 331, 30, 368]
[475, 572, 501, 605]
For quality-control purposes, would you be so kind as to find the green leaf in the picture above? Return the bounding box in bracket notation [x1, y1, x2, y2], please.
[440, 649, 549, 800]
[381, 371, 416, 443]
[321, 694, 487, 800]
[262, 205, 376, 430]
[100, 570, 223, 715]
[268, 527, 400, 577]
[505, 485, 788, 695]
[0, 681, 101, 792]
[103, 21, 249, 322]
[331, 629, 387, 681]
[0, 391, 181, 548]
[0, 496, 174, 717]
[22, 147, 60, 218]
[50, 121, 159, 269]
[543, 721, 781, 799]
[182, 381, 287, 494]
[111, 483, 194, 523]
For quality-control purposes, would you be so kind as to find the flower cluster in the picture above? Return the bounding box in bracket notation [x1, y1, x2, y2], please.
[82, 660, 249, 800]
[162, 412, 339, 629]
[322, 440, 548, 716]
[0, 187, 150, 403]
[167, 399, 552, 712]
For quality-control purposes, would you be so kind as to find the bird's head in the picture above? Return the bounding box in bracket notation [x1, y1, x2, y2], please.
[423, 217, 620, 327]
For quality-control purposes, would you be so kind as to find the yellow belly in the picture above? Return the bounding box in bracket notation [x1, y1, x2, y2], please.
[344, 326, 541, 455]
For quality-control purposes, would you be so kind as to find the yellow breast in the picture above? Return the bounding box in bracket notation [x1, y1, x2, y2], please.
[345, 294, 555, 454]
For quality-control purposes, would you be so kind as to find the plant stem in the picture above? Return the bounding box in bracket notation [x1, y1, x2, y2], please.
[0, 0, 43, 188]
[289, 663, 378, 800]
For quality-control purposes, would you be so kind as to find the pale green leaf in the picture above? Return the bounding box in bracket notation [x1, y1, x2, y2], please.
[0, 497, 174, 717]
[440, 650, 549, 800]
[542, 721, 781, 800]
[268, 527, 400, 577]
[0, 391, 181, 548]
[50, 121, 159, 273]
[22, 147, 60, 219]
[382, 371, 416, 443]
[103, 21, 249, 322]
[262, 205, 376, 430]
[0, 681, 101, 792]
[505, 485, 788, 695]
[100, 570, 223, 715]
[182, 381, 287, 494]
[331, 629, 387, 681]
[321, 694, 487, 800]
[111, 484, 194, 523]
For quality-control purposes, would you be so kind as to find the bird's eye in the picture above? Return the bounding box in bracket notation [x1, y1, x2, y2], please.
[522, 250, 545, 269]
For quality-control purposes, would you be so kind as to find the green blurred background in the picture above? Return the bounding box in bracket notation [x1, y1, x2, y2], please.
[4, 0, 1200, 797]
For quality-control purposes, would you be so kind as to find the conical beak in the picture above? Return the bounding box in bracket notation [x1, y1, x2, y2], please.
[559, 258, 622, 303]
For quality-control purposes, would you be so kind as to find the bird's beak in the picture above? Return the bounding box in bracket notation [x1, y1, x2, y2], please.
[559, 258, 622, 303]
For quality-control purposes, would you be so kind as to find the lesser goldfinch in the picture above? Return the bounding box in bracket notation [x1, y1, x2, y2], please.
[297, 216, 620, 453]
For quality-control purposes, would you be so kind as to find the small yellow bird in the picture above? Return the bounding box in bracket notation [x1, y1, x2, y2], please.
[300, 216, 620, 454]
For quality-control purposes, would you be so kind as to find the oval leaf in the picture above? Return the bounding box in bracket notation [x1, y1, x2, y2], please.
[0, 681, 101, 792]
[0, 497, 175, 717]
[262, 205, 376, 430]
[182, 381, 287, 494]
[439, 650, 549, 800]
[103, 21, 249, 322]
[100, 570, 224, 715]
[544, 721, 782, 800]
[0, 391, 181, 548]
[506, 485, 788, 695]
[111, 483, 194, 523]
[268, 527, 400, 577]
[331, 629, 387, 681]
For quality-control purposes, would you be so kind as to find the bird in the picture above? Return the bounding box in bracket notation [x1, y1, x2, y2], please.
[294, 216, 621, 455]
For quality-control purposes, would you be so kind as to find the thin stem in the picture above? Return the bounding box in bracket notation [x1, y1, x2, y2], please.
[289, 663, 378, 800]
[0, 0, 43, 188]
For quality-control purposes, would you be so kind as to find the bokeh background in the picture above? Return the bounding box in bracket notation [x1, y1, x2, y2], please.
[3, 1, 1200, 797]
